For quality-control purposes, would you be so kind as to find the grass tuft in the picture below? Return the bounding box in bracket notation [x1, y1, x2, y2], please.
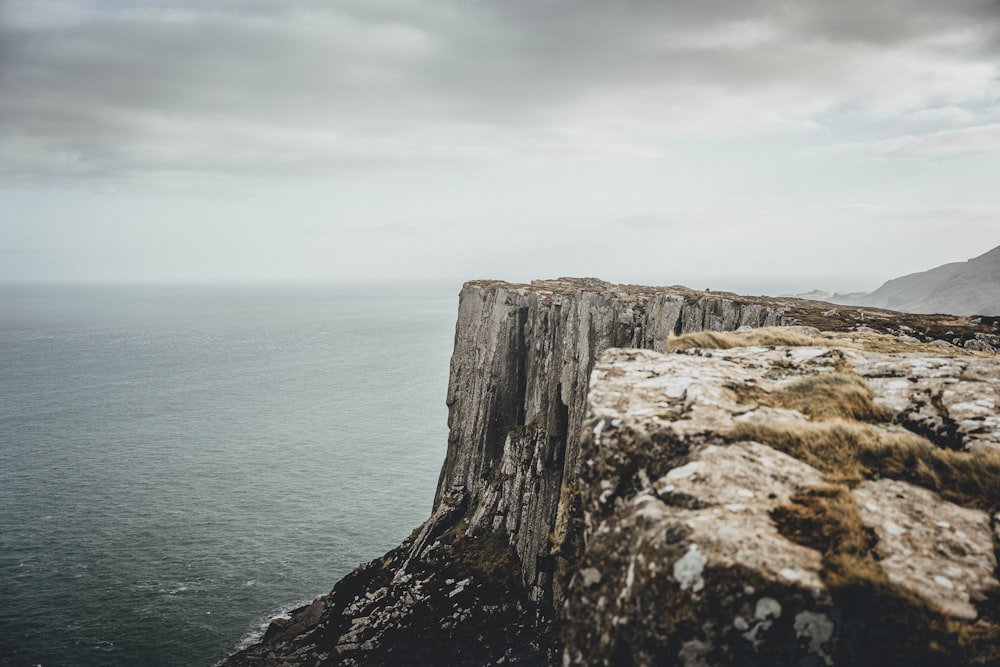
[775, 372, 892, 422]
[731, 419, 876, 484]
[771, 485, 876, 561]
[772, 484, 998, 665]
[732, 420, 1000, 510]
[667, 327, 825, 350]
[859, 439, 1000, 511]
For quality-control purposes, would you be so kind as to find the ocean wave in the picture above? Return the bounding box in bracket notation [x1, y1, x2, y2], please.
[214, 594, 323, 665]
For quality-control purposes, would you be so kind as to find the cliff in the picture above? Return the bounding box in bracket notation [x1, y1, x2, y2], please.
[224, 278, 1000, 666]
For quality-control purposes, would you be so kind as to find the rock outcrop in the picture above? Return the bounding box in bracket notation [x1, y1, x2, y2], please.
[564, 346, 1000, 665]
[224, 278, 1000, 667]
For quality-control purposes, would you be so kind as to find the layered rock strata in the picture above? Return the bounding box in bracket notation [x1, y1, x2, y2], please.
[225, 279, 1000, 667]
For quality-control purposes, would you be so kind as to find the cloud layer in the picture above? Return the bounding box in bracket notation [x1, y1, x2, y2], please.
[3, 0, 999, 184]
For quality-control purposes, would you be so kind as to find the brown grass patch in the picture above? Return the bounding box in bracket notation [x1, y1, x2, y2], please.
[732, 420, 1000, 510]
[730, 368, 891, 423]
[667, 327, 832, 350]
[771, 485, 877, 562]
[729, 365, 1000, 508]
[731, 419, 880, 484]
[859, 438, 1000, 511]
[775, 372, 892, 422]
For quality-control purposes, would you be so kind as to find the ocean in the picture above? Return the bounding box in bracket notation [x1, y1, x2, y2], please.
[0, 282, 458, 666]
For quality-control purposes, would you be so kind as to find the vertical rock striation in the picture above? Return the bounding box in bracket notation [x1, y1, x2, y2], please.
[435, 279, 786, 607]
[223, 278, 788, 666]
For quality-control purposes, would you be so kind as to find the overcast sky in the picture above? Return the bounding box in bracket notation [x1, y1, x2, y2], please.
[1, 0, 998, 292]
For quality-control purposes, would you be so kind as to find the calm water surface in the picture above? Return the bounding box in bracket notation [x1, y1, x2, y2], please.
[0, 282, 457, 666]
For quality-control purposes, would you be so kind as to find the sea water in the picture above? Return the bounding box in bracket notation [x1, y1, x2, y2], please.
[0, 282, 458, 666]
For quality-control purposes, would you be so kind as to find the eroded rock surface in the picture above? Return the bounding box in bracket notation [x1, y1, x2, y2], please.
[848, 350, 1000, 453]
[564, 347, 1000, 666]
[852, 479, 995, 621]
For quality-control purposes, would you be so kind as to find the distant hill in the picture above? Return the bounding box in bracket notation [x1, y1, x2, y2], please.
[832, 245, 1000, 316]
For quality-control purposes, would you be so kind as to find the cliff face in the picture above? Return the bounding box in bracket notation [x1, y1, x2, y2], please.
[436, 279, 786, 608]
[224, 278, 1000, 667]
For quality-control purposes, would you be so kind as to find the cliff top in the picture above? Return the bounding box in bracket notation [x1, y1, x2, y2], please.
[465, 278, 1000, 346]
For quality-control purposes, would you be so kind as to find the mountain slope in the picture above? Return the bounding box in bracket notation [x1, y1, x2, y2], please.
[848, 245, 1000, 316]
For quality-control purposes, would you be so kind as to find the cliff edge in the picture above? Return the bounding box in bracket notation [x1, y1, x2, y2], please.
[224, 278, 1000, 666]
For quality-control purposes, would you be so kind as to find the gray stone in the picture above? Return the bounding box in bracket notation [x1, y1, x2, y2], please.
[564, 346, 1000, 666]
[853, 479, 997, 620]
[847, 349, 1000, 453]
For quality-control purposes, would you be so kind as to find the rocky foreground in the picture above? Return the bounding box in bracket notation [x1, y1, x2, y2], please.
[224, 279, 1000, 666]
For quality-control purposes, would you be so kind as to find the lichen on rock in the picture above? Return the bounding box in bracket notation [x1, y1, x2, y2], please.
[564, 344, 1000, 666]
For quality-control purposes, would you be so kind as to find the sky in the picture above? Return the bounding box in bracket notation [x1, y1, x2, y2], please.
[1, 0, 999, 293]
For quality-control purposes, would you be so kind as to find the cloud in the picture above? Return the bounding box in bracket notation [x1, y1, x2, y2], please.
[836, 203, 1000, 220]
[897, 106, 982, 125]
[805, 122, 1000, 158]
[1, 0, 999, 184]
[878, 123, 1000, 156]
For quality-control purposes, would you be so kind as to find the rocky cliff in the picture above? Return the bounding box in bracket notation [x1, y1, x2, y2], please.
[224, 278, 1000, 666]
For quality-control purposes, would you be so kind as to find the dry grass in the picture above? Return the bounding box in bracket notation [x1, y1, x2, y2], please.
[771, 483, 1000, 664]
[730, 365, 1000, 508]
[847, 332, 989, 356]
[731, 419, 883, 485]
[771, 485, 876, 563]
[667, 327, 833, 350]
[732, 419, 1000, 510]
[730, 368, 892, 423]
[692, 326, 1000, 661]
[771, 484, 962, 665]
[860, 438, 1000, 511]
[774, 372, 892, 422]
